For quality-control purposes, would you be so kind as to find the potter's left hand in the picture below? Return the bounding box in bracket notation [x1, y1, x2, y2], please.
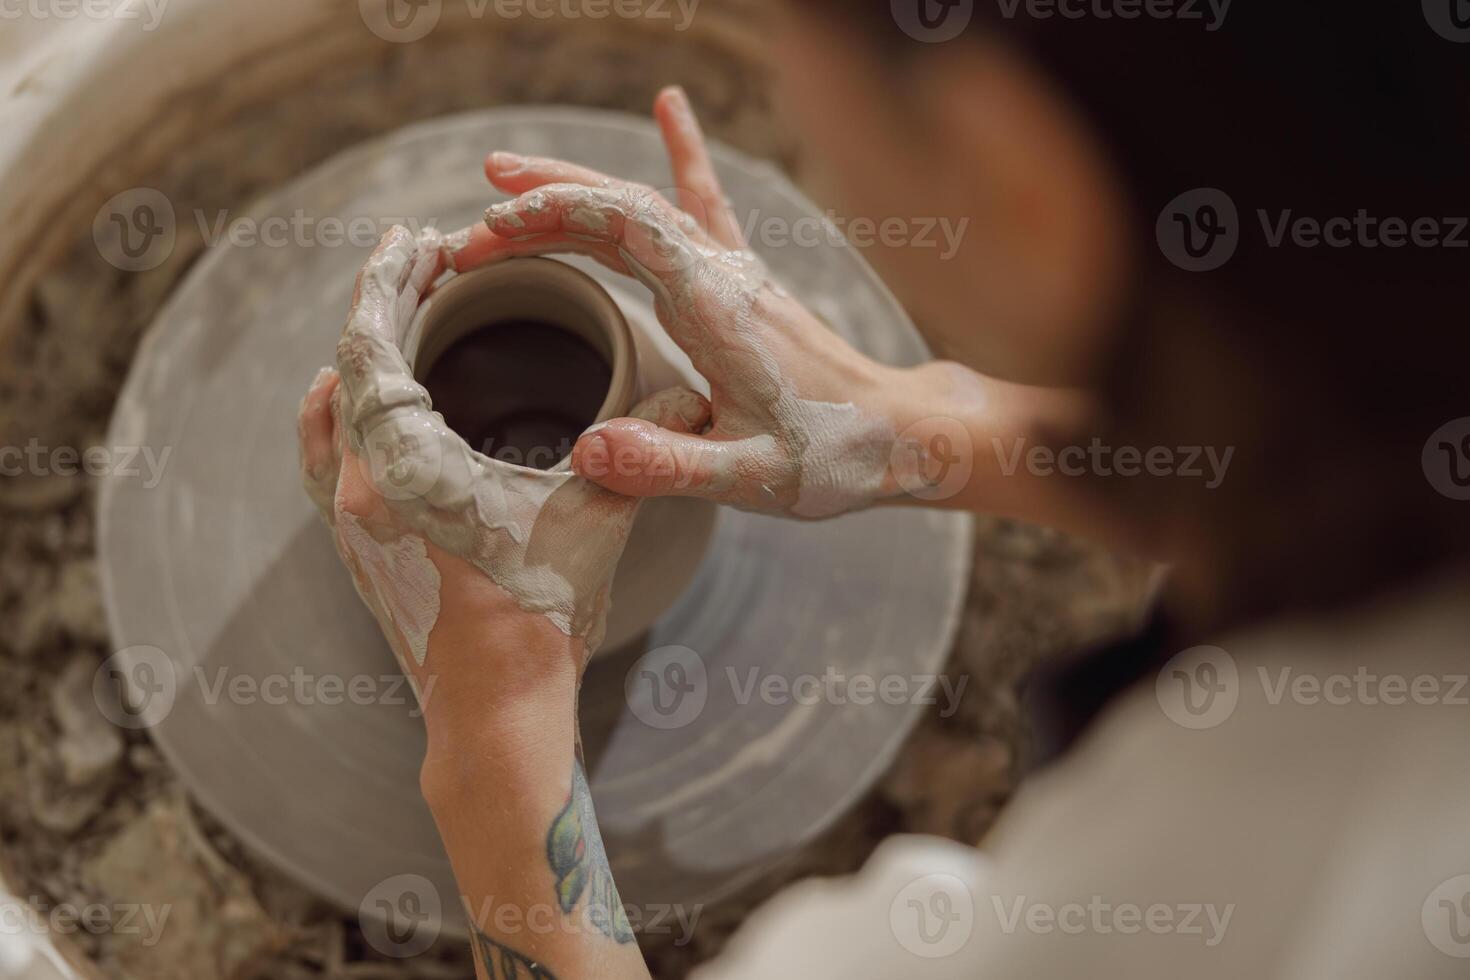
[465, 87, 931, 519]
[297, 227, 709, 681]
[302, 231, 673, 980]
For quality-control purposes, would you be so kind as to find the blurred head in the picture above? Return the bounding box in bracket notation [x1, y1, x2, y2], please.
[772, 3, 1129, 386]
[770, 1, 1470, 623]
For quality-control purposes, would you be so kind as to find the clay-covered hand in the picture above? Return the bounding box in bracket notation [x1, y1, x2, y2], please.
[474, 87, 916, 519]
[297, 226, 709, 671]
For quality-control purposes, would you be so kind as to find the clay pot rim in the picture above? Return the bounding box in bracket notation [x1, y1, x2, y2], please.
[406, 257, 638, 472]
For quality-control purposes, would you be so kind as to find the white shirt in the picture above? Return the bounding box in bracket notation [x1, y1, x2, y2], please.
[698, 570, 1470, 979]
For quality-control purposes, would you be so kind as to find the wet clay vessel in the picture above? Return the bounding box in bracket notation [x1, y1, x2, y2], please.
[407, 256, 717, 653]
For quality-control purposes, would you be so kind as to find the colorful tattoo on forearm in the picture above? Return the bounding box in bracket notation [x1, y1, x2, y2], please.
[546, 761, 635, 943]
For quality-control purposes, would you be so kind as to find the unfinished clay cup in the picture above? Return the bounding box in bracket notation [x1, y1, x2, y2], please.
[404, 257, 717, 652]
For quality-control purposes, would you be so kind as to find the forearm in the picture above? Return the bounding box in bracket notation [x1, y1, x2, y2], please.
[412, 607, 650, 980]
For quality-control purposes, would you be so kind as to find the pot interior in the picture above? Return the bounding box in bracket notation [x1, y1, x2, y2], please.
[410, 259, 635, 469]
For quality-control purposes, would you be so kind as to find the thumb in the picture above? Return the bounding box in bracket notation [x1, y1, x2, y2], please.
[570, 387, 732, 498]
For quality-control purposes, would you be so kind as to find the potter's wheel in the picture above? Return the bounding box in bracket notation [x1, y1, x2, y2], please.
[98, 108, 971, 936]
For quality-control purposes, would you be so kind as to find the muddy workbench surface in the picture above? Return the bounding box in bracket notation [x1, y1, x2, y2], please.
[0, 7, 1153, 976]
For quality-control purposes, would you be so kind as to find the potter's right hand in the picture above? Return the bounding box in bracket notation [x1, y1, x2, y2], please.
[473, 87, 932, 519]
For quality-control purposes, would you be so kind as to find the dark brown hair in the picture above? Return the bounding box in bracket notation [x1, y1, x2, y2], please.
[797, 1, 1470, 626]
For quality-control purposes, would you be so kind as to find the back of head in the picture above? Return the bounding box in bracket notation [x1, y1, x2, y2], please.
[796, 1, 1470, 623]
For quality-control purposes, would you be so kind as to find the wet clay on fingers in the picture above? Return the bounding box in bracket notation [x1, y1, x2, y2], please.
[303, 227, 708, 657]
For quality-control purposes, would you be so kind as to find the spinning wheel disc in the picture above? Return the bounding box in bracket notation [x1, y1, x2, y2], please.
[98, 108, 971, 935]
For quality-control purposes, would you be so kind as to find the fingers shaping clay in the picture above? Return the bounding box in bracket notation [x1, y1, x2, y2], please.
[339, 241, 714, 651]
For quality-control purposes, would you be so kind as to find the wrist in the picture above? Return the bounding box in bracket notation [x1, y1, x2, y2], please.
[418, 670, 578, 810]
[865, 361, 974, 505]
[412, 600, 583, 751]
[419, 709, 574, 810]
[870, 360, 957, 433]
[875, 359, 1101, 516]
